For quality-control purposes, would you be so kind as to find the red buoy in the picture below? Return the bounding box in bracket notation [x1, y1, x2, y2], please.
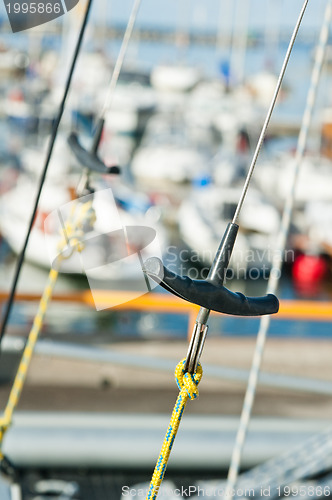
[292, 254, 328, 297]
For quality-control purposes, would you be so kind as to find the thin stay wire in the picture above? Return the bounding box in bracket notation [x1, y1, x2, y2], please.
[76, 0, 142, 194]
[226, 0, 331, 493]
[0, 0, 93, 347]
[232, 0, 309, 225]
[100, 0, 142, 120]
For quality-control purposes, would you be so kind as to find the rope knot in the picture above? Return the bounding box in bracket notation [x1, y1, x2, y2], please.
[175, 358, 203, 400]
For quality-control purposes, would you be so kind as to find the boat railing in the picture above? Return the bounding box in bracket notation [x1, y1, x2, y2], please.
[0, 290, 331, 394]
[0, 290, 331, 340]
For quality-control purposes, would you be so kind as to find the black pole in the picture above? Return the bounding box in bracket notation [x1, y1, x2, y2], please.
[0, 0, 94, 345]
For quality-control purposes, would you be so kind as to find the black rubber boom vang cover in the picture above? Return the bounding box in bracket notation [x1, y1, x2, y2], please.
[144, 257, 279, 317]
[68, 132, 120, 175]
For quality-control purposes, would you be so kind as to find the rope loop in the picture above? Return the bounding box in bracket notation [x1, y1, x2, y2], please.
[146, 359, 203, 500]
[175, 358, 203, 400]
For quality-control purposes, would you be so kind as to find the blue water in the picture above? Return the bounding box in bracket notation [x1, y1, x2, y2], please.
[0, 0, 330, 113]
[88, 0, 327, 36]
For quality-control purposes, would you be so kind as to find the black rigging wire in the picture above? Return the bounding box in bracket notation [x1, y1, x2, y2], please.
[0, 0, 93, 346]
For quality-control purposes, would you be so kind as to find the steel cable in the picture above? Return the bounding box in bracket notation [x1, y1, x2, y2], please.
[226, 0, 332, 494]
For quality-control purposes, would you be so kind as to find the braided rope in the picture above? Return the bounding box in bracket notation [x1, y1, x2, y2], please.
[146, 359, 203, 500]
[57, 199, 96, 257]
[0, 199, 95, 456]
[0, 266, 60, 457]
